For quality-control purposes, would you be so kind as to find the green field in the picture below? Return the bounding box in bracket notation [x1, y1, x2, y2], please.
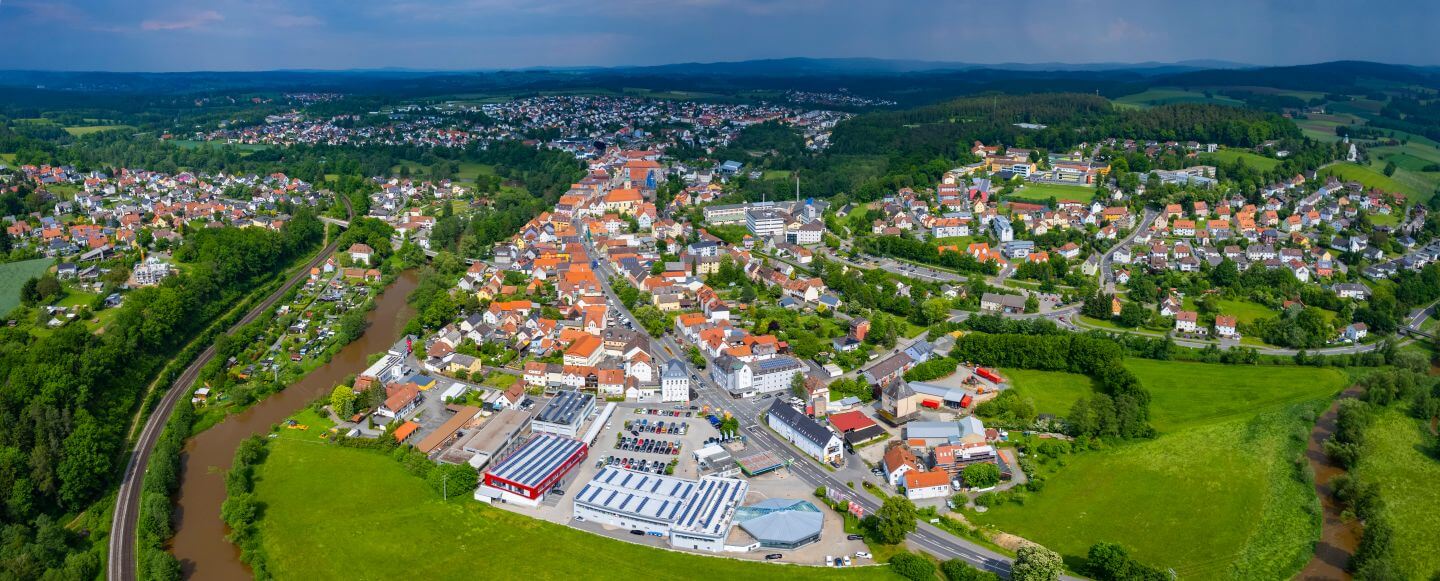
[1202, 149, 1281, 171]
[1008, 182, 1100, 204]
[0, 258, 51, 316]
[1353, 407, 1440, 579]
[1113, 88, 1245, 109]
[253, 439, 890, 580]
[64, 125, 134, 136]
[1178, 297, 1277, 326]
[0, 153, 15, 163]
[971, 359, 1346, 578]
[973, 407, 1320, 579]
[1124, 359, 1346, 432]
[764, 170, 794, 181]
[999, 369, 1095, 417]
[1322, 162, 1428, 203]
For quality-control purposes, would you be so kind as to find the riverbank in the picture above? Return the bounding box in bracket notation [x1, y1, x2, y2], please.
[169, 270, 419, 580]
[1297, 386, 1364, 581]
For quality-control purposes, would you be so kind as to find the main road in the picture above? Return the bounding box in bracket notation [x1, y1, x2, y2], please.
[109, 204, 349, 581]
[587, 251, 1020, 576]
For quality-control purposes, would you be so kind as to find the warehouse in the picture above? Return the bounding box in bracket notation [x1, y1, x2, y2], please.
[479, 434, 588, 507]
[572, 466, 748, 552]
[531, 390, 596, 438]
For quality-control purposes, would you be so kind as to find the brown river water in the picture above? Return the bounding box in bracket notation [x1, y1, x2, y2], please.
[169, 270, 418, 580]
[1297, 386, 1364, 581]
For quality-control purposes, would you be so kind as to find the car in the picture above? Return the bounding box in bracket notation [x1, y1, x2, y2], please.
[846, 534, 864, 541]
[551, 489, 565, 496]
[843, 556, 852, 566]
[765, 554, 783, 560]
[824, 556, 833, 567]
[855, 552, 872, 559]
[629, 529, 645, 536]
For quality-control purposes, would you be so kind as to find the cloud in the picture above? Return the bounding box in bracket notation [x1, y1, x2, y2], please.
[140, 9, 222, 31]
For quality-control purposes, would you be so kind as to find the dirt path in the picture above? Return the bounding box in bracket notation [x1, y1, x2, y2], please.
[1296, 386, 1364, 581]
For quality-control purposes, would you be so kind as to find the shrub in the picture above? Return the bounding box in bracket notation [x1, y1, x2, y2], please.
[890, 552, 938, 581]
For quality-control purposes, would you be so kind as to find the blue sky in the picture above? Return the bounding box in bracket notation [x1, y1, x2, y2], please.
[0, 0, 1434, 71]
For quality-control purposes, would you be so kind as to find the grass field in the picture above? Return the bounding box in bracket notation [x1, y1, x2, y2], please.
[971, 358, 1341, 578]
[1322, 162, 1428, 203]
[1352, 407, 1440, 579]
[1123, 359, 1346, 432]
[764, 170, 793, 181]
[972, 406, 1320, 579]
[1177, 297, 1277, 326]
[0, 153, 15, 163]
[63, 125, 134, 136]
[1112, 88, 1245, 109]
[253, 439, 891, 580]
[0, 258, 51, 316]
[1202, 149, 1282, 171]
[998, 369, 1095, 418]
[1008, 182, 1100, 204]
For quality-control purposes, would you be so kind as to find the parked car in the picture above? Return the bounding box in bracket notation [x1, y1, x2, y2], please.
[855, 552, 872, 559]
[765, 554, 783, 560]
[629, 530, 645, 536]
[846, 534, 864, 541]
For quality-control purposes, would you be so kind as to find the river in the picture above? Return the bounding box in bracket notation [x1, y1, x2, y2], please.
[169, 270, 418, 580]
[1298, 386, 1364, 581]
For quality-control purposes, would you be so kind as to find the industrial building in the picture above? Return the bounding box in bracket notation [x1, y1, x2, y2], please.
[479, 434, 588, 507]
[572, 467, 749, 552]
[531, 390, 596, 438]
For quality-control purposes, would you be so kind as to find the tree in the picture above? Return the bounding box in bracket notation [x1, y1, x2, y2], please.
[1086, 542, 1168, 581]
[867, 495, 918, 544]
[1082, 292, 1114, 320]
[890, 552, 938, 581]
[330, 385, 358, 418]
[790, 372, 807, 398]
[1024, 294, 1040, 314]
[1383, 161, 1397, 177]
[943, 558, 1000, 581]
[1118, 302, 1149, 328]
[428, 463, 478, 499]
[1011, 545, 1064, 581]
[960, 462, 1001, 489]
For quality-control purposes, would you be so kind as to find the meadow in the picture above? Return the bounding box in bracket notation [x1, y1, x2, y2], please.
[1201, 149, 1281, 171]
[0, 258, 51, 316]
[1321, 162, 1428, 203]
[1112, 88, 1245, 109]
[252, 439, 893, 580]
[971, 359, 1348, 578]
[1007, 182, 1100, 203]
[1352, 407, 1440, 579]
[998, 368, 1094, 418]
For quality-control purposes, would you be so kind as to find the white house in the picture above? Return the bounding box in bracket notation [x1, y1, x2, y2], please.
[766, 400, 843, 465]
[661, 359, 690, 403]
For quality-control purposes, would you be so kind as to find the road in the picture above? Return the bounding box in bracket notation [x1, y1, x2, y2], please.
[109, 205, 349, 581]
[1100, 208, 1157, 294]
[588, 249, 1019, 576]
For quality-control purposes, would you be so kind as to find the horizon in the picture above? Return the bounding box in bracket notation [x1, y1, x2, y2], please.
[1, 0, 1436, 72]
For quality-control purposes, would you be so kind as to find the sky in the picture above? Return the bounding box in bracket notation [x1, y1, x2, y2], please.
[0, 0, 1435, 71]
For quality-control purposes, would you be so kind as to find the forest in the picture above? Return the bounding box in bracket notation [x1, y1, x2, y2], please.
[0, 211, 323, 579]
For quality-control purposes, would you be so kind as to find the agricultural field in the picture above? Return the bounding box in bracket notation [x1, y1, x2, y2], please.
[1112, 88, 1245, 109]
[997, 369, 1095, 418]
[971, 359, 1347, 578]
[63, 125, 134, 136]
[1201, 149, 1281, 171]
[1007, 182, 1101, 204]
[252, 439, 889, 580]
[0, 258, 52, 316]
[1352, 407, 1440, 579]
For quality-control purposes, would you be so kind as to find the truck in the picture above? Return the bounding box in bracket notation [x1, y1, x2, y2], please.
[975, 367, 1003, 383]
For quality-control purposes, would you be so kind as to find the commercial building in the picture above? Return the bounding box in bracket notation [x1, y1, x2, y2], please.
[746, 207, 786, 238]
[734, 499, 824, 550]
[661, 359, 691, 403]
[479, 434, 588, 507]
[766, 400, 843, 465]
[713, 355, 805, 397]
[572, 467, 748, 552]
[903, 469, 953, 500]
[456, 408, 531, 470]
[531, 390, 596, 438]
[904, 416, 988, 448]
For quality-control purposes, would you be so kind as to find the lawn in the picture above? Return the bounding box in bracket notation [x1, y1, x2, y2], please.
[0, 258, 51, 316]
[253, 439, 891, 580]
[1123, 359, 1346, 433]
[1202, 149, 1281, 171]
[1352, 407, 1440, 579]
[1179, 297, 1277, 326]
[1007, 182, 1099, 204]
[971, 406, 1321, 580]
[763, 170, 793, 181]
[997, 369, 1095, 418]
[1321, 162, 1427, 203]
[481, 372, 519, 389]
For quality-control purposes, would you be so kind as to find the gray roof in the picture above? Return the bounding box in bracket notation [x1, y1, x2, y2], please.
[736, 500, 824, 545]
[662, 359, 688, 380]
[486, 434, 585, 488]
[767, 400, 835, 448]
[535, 390, 594, 426]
